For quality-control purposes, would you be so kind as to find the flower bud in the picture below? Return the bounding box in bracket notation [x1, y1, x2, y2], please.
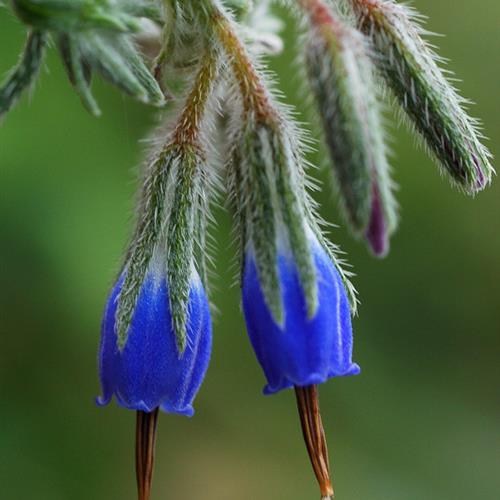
[98, 144, 212, 414]
[98, 268, 211, 415]
[230, 120, 320, 325]
[229, 114, 359, 393]
[304, 3, 397, 256]
[349, 0, 493, 193]
[243, 234, 360, 394]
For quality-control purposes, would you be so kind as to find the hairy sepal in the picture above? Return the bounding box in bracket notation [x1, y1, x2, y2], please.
[230, 116, 320, 325]
[115, 143, 208, 355]
[305, 16, 397, 254]
[78, 31, 164, 107]
[115, 146, 175, 352]
[351, 0, 493, 193]
[0, 30, 48, 119]
[234, 121, 283, 325]
[165, 146, 207, 354]
[12, 0, 142, 32]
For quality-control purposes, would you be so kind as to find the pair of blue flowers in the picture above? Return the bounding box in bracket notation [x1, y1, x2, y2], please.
[98, 235, 360, 415]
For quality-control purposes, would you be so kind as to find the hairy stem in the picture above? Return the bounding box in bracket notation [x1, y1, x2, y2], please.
[206, 2, 276, 122]
[172, 50, 218, 145]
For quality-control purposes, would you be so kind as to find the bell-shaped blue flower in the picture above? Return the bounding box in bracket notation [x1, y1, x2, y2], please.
[97, 270, 212, 416]
[242, 239, 360, 395]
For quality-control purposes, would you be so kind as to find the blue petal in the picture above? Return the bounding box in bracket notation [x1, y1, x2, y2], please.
[242, 244, 360, 395]
[97, 272, 212, 415]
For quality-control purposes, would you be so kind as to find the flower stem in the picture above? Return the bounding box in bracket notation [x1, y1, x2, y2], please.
[135, 409, 159, 500]
[294, 385, 334, 499]
[172, 50, 218, 145]
[206, 3, 275, 122]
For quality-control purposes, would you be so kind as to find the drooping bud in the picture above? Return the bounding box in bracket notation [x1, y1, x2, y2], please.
[242, 231, 360, 394]
[196, 4, 359, 497]
[0, 30, 47, 118]
[230, 112, 359, 500]
[302, 0, 397, 256]
[228, 114, 359, 389]
[98, 45, 219, 500]
[349, 0, 493, 193]
[97, 144, 212, 415]
[231, 120, 316, 324]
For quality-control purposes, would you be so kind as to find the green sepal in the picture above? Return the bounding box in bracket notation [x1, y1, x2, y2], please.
[270, 127, 318, 319]
[115, 146, 174, 350]
[57, 33, 100, 115]
[76, 31, 164, 107]
[232, 119, 322, 325]
[113, 36, 165, 107]
[224, 0, 251, 16]
[305, 19, 397, 247]
[165, 145, 207, 354]
[241, 123, 284, 326]
[0, 30, 48, 119]
[115, 144, 208, 355]
[12, 0, 142, 33]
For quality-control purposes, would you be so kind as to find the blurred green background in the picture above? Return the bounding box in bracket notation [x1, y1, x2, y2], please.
[1, 1, 499, 499]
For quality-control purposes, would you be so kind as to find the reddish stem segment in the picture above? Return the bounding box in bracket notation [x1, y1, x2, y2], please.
[295, 385, 334, 499]
[297, 0, 337, 27]
[211, 10, 276, 123]
[136, 409, 160, 500]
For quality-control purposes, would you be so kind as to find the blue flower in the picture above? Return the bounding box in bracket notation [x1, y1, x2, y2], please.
[242, 239, 360, 395]
[97, 270, 212, 416]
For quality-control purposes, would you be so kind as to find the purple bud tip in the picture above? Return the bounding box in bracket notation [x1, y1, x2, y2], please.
[473, 155, 487, 191]
[365, 182, 389, 258]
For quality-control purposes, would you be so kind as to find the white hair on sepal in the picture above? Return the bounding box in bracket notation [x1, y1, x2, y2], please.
[349, 0, 494, 193]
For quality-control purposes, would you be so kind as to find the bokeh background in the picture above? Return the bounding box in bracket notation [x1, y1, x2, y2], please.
[1, 1, 499, 499]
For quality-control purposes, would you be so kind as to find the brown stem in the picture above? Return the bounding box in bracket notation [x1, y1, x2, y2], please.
[295, 385, 334, 499]
[171, 50, 218, 145]
[210, 9, 276, 123]
[136, 409, 160, 500]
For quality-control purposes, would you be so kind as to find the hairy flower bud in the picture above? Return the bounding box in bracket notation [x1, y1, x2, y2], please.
[231, 120, 320, 324]
[349, 0, 493, 193]
[228, 106, 359, 393]
[303, 1, 397, 256]
[243, 232, 360, 394]
[98, 142, 212, 414]
[98, 268, 211, 414]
